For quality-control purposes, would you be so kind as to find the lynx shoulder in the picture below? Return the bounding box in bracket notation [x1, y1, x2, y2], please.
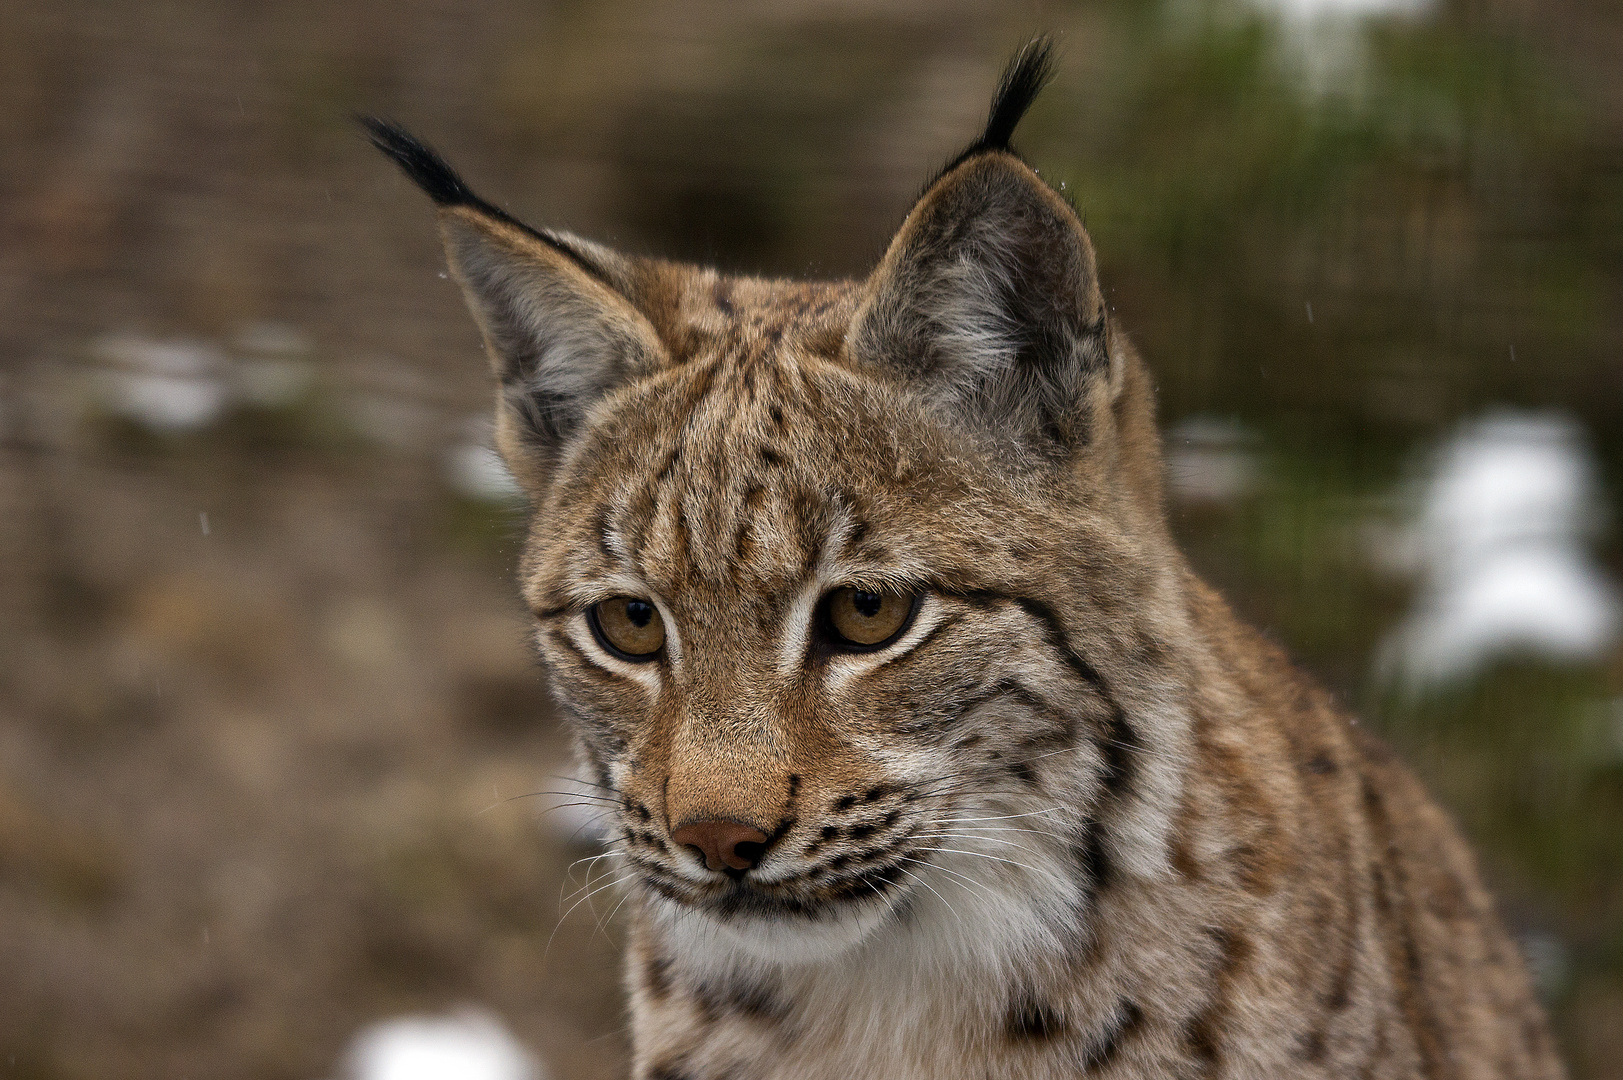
[367, 39, 1565, 1079]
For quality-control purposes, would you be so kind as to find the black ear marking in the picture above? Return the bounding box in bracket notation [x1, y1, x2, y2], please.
[939, 36, 1057, 177]
[358, 116, 479, 207]
[358, 116, 614, 287]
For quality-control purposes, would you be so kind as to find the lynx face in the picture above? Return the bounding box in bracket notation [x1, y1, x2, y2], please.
[525, 323, 1148, 961]
[366, 43, 1187, 964]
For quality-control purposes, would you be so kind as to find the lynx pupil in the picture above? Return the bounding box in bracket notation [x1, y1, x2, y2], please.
[852, 590, 883, 618]
[626, 599, 654, 627]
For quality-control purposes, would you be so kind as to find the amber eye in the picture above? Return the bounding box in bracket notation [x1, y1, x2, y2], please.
[823, 586, 919, 650]
[588, 597, 666, 661]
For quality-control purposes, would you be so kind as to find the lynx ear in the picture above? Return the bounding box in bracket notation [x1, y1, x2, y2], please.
[846, 43, 1111, 452]
[362, 119, 666, 488]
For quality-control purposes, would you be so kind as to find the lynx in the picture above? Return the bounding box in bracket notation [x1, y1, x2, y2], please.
[366, 40, 1565, 1080]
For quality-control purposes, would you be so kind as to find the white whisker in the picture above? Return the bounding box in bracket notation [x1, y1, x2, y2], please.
[915, 831, 1037, 849]
[895, 864, 963, 925]
[896, 855, 998, 900]
[545, 871, 634, 965]
[910, 846, 1044, 874]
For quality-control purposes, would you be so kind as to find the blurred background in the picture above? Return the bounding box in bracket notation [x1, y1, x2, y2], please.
[3, 0, 1621, 1077]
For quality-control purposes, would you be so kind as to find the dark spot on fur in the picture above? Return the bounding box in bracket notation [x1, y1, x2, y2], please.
[1006, 998, 1065, 1041]
[787, 774, 802, 797]
[1324, 931, 1354, 1013]
[1083, 999, 1144, 1070]
[883, 810, 900, 828]
[1371, 860, 1393, 916]
[863, 786, 887, 803]
[759, 445, 782, 467]
[648, 1061, 696, 1080]
[642, 950, 672, 1000]
[834, 795, 857, 813]
[1232, 841, 1281, 897]
[1305, 753, 1337, 776]
[1169, 834, 1202, 884]
[847, 822, 877, 841]
[954, 734, 984, 749]
[1009, 760, 1037, 785]
[828, 854, 851, 870]
[695, 976, 790, 1024]
[1184, 928, 1252, 1072]
[712, 280, 736, 315]
[654, 445, 682, 484]
[1185, 1015, 1219, 1071]
[1075, 826, 1111, 902]
[635, 804, 652, 822]
[820, 825, 840, 841]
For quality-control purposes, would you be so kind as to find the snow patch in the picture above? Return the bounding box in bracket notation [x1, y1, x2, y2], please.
[1252, 0, 1428, 20]
[443, 417, 525, 503]
[90, 326, 316, 430]
[93, 334, 229, 432]
[1376, 412, 1619, 690]
[1165, 415, 1261, 504]
[338, 1007, 543, 1080]
[233, 321, 315, 407]
[1243, 0, 1433, 99]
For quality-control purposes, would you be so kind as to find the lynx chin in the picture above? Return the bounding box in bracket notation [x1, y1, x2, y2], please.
[366, 38, 1565, 1080]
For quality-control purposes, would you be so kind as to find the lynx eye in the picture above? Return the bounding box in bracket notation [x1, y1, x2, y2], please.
[823, 586, 919, 650]
[588, 597, 666, 661]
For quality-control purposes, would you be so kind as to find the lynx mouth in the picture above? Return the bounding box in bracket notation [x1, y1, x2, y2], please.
[635, 857, 913, 922]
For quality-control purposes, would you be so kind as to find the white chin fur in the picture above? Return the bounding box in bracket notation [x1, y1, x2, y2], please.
[645, 843, 1084, 981]
[649, 889, 899, 968]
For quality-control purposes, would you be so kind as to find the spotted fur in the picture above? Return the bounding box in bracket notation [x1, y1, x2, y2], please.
[369, 39, 1565, 1080]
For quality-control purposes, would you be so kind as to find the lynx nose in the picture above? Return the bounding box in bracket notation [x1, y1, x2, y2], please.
[672, 820, 769, 872]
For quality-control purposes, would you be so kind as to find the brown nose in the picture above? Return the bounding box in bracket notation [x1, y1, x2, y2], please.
[671, 820, 769, 872]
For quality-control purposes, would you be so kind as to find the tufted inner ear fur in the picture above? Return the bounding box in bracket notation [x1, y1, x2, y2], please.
[846, 151, 1111, 454]
[438, 208, 667, 487]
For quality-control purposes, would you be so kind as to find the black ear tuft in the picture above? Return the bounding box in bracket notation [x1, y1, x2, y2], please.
[359, 116, 618, 285]
[979, 37, 1056, 153]
[358, 116, 478, 207]
[941, 37, 1056, 175]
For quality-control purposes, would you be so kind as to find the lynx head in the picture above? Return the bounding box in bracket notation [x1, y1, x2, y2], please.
[367, 39, 1193, 969]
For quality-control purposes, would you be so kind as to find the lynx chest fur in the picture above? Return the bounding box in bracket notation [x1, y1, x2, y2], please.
[368, 41, 1565, 1080]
